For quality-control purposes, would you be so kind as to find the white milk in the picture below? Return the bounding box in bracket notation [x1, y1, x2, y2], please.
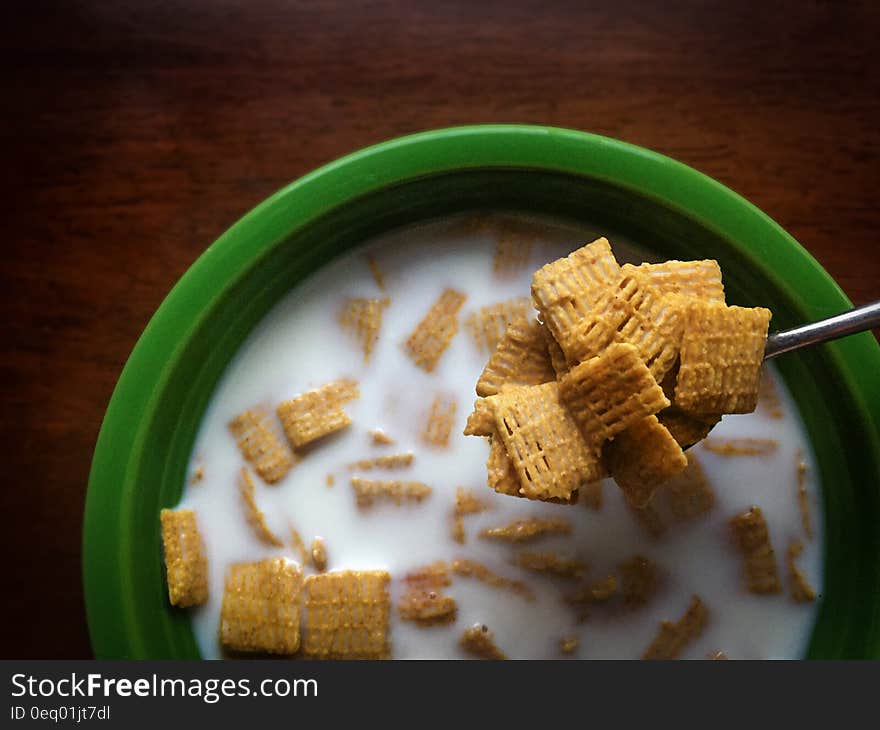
[178, 214, 823, 660]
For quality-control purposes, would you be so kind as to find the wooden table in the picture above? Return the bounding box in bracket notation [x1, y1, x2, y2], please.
[2, 1, 877, 658]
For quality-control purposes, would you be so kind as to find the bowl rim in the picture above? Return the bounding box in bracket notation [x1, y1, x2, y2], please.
[83, 124, 880, 658]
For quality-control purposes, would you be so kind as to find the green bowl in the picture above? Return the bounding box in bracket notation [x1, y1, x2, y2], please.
[83, 125, 880, 659]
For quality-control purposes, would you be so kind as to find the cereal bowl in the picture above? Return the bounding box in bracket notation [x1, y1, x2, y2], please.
[83, 125, 880, 658]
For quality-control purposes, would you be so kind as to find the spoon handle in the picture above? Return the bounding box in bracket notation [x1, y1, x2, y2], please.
[764, 300, 880, 360]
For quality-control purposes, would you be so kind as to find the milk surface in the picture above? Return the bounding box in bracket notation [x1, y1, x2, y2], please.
[178, 214, 823, 659]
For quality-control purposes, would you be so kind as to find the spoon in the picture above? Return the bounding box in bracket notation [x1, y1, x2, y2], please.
[764, 300, 880, 360]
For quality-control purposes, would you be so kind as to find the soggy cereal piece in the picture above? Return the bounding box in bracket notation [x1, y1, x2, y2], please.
[289, 526, 310, 566]
[701, 437, 779, 457]
[628, 501, 666, 540]
[560, 636, 580, 655]
[796, 453, 813, 540]
[228, 408, 296, 484]
[366, 254, 385, 290]
[642, 596, 708, 660]
[493, 381, 603, 501]
[531, 238, 621, 350]
[219, 558, 303, 655]
[757, 371, 785, 419]
[581, 481, 603, 511]
[493, 229, 534, 277]
[422, 394, 457, 448]
[709, 650, 728, 660]
[663, 453, 715, 521]
[302, 570, 391, 660]
[605, 415, 687, 508]
[326, 474, 335, 488]
[369, 429, 395, 446]
[464, 398, 496, 436]
[350, 477, 432, 509]
[238, 468, 284, 547]
[339, 297, 389, 362]
[452, 559, 535, 601]
[160, 509, 208, 608]
[787, 540, 817, 603]
[347, 453, 414, 471]
[730, 506, 782, 594]
[479, 517, 572, 543]
[277, 379, 359, 449]
[675, 302, 772, 414]
[514, 552, 587, 579]
[658, 406, 721, 450]
[452, 487, 490, 544]
[404, 288, 467, 372]
[398, 590, 457, 626]
[460, 624, 507, 660]
[404, 561, 451, 589]
[311, 537, 328, 572]
[567, 575, 618, 605]
[465, 297, 532, 352]
[622, 260, 725, 302]
[475, 320, 556, 397]
[619, 555, 659, 608]
[190, 462, 204, 484]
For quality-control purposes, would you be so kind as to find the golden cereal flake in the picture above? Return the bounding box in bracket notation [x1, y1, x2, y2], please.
[642, 596, 709, 660]
[797, 453, 813, 540]
[347, 453, 414, 471]
[289, 526, 311, 566]
[787, 540, 817, 603]
[404, 561, 451, 589]
[514, 552, 587, 579]
[730, 506, 782, 594]
[311, 537, 328, 572]
[628, 501, 666, 540]
[219, 558, 303, 655]
[276, 379, 359, 449]
[463, 398, 496, 437]
[663, 452, 715, 521]
[238, 468, 284, 547]
[475, 320, 556, 397]
[674, 301, 772, 414]
[366, 254, 385, 290]
[479, 517, 572, 543]
[619, 555, 659, 608]
[567, 575, 618, 604]
[465, 297, 532, 352]
[493, 228, 534, 277]
[757, 371, 785, 418]
[658, 406, 721, 450]
[701, 437, 779, 457]
[339, 296, 389, 362]
[622, 260, 725, 302]
[422, 394, 457, 448]
[559, 343, 669, 448]
[492, 382, 603, 501]
[302, 570, 391, 660]
[451, 558, 535, 601]
[460, 624, 507, 659]
[398, 590, 457, 626]
[581, 481, 603, 511]
[404, 288, 467, 372]
[369, 429, 396, 446]
[160, 508, 209, 608]
[228, 408, 295, 484]
[560, 636, 580, 655]
[452, 487, 490, 544]
[350, 477, 432, 509]
[605, 415, 687, 508]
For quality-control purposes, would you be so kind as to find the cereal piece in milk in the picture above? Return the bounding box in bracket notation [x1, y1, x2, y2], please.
[463, 398, 495, 436]
[657, 406, 721, 450]
[757, 371, 785, 419]
[190, 461, 204, 484]
[219, 558, 303, 655]
[663, 452, 715, 521]
[674, 302, 772, 414]
[627, 501, 666, 540]
[451, 559, 535, 601]
[302, 570, 391, 660]
[452, 487, 490, 544]
[228, 408, 295, 484]
[276, 379, 359, 449]
[399, 562, 457, 626]
[580, 481, 603, 511]
[642, 596, 709, 660]
[289, 526, 311, 566]
[422, 393, 457, 448]
[369, 429, 395, 446]
[514, 552, 588, 579]
[618, 555, 659, 609]
[493, 225, 534, 277]
[404, 561, 451, 589]
[730, 506, 782, 594]
[787, 540, 817, 603]
[404, 288, 467, 372]
[475, 320, 556, 397]
[708, 650, 728, 660]
[605, 415, 687, 508]
[559, 343, 669, 448]
[796, 453, 813, 540]
[465, 297, 532, 352]
[460, 624, 507, 660]
[479, 517, 572, 543]
[531, 238, 621, 355]
[560, 636, 580, 655]
[621, 260, 725, 302]
[311, 537, 328, 572]
[701, 437, 779, 457]
[492, 382, 603, 501]
[566, 575, 618, 621]
[160, 509, 208, 608]
[238, 468, 284, 547]
[347, 453, 414, 471]
[325, 474, 335, 488]
[365, 254, 385, 290]
[339, 296, 389, 362]
[350, 477, 432, 509]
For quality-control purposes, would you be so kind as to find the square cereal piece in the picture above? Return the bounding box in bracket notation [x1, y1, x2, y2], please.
[302, 570, 391, 659]
[422, 393, 457, 448]
[465, 297, 532, 352]
[339, 297, 389, 362]
[476, 320, 557, 397]
[219, 558, 303, 655]
[605, 415, 687, 507]
[619, 555, 659, 608]
[531, 238, 621, 349]
[730, 506, 781, 594]
[492, 381, 603, 501]
[160, 508, 208, 607]
[642, 595, 708, 660]
[622, 260, 725, 302]
[658, 406, 721, 450]
[559, 342, 669, 448]
[674, 301, 772, 414]
[663, 452, 715, 521]
[277, 379, 359, 449]
[350, 478, 432, 508]
[404, 288, 467, 372]
[228, 408, 296, 484]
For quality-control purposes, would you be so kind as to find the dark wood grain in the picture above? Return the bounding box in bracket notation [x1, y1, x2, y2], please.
[1, 0, 877, 658]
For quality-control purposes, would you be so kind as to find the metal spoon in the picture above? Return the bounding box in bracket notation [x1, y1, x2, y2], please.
[764, 300, 880, 360]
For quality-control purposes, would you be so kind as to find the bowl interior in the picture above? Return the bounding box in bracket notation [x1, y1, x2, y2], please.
[84, 131, 880, 659]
